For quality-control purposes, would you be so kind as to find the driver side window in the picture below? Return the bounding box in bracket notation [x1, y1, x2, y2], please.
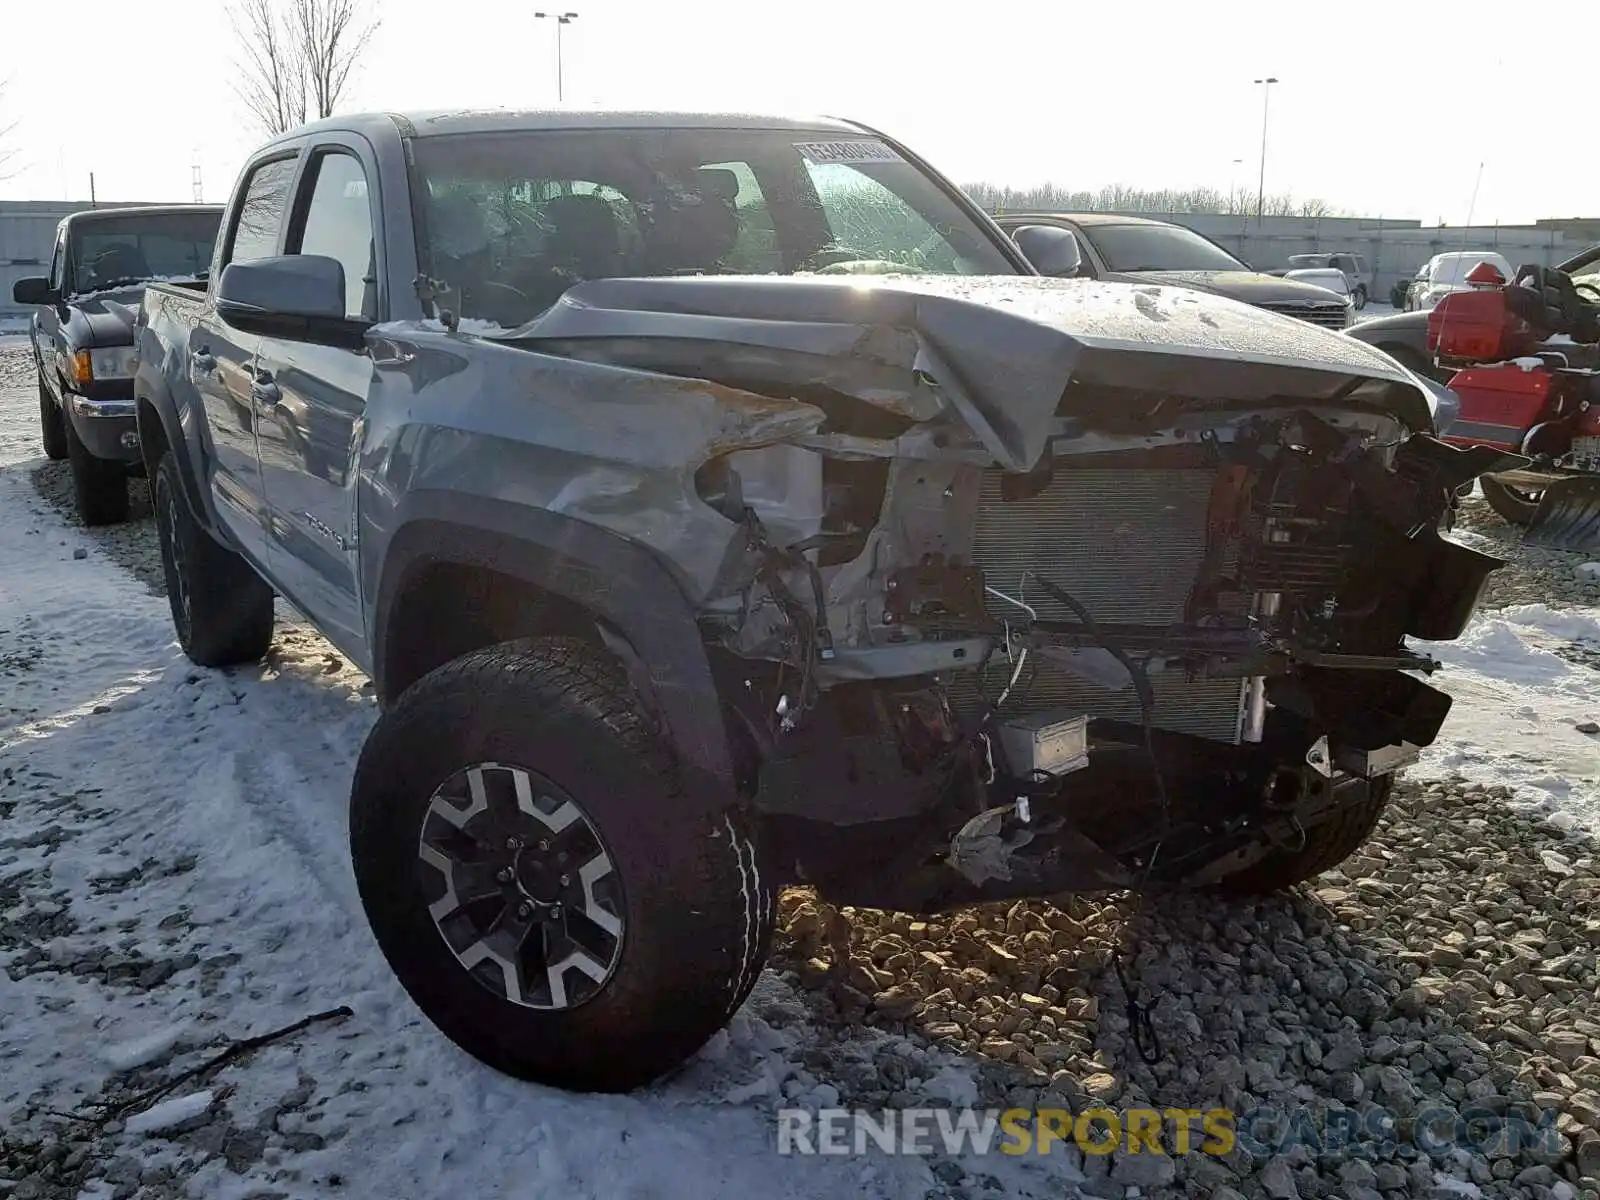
[806, 163, 963, 273]
[48, 230, 65, 291]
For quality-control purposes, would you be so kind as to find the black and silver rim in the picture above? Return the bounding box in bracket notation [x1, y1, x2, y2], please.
[156, 477, 192, 633]
[418, 762, 624, 1010]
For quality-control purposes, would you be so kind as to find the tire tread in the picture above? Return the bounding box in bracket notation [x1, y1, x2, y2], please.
[349, 636, 773, 1092]
[1219, 777, 1394, 895]
[153, 452, 274, 666]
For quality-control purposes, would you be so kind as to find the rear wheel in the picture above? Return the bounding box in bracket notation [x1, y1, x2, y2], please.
[38, 376, 68, 461]
[350, 636, 774, 1092]
[152, 451, 275, 666]
[65, 417, 130, 527]
[1218, 777, 1394, 895]
[1479, 475, 1541, 526]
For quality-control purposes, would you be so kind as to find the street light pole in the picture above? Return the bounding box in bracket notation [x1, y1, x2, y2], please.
[534, 11, 579, 103]
[1253, 77, 1278, 224]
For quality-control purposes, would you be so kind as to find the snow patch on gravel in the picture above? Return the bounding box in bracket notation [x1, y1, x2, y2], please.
[125, 1092, 215, 1135]
[1416, 604, 1600, 827]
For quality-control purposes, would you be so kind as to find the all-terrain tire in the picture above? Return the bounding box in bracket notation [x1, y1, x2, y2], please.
[152, 451, 275, 667]
[350, 636, 775, 1093]
[38, 376, 68, 461]
[1217, 776, 1394, 895]
[1479, 475, 1540, 527]
[65, 416, 130, 526]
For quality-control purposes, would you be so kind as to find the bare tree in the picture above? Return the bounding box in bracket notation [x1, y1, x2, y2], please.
[295, 0, 378, 121]
[230, 0, 378, 136]
[965, 180, 1348, 219]
[232, 0, 307, 136]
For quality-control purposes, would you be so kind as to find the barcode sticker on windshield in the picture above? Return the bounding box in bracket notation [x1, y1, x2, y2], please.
[794, 139, 903, 165]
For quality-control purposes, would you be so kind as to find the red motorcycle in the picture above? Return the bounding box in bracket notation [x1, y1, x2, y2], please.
[1428, 260, 1600, 551]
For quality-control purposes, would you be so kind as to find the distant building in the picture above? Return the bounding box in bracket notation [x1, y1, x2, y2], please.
[1535, 218, 1600, 243]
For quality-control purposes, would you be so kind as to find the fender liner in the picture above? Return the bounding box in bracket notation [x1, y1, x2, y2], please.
[372, 492, 739, 817]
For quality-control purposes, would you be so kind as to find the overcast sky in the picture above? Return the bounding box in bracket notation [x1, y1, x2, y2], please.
[2, 0, 1596, 225]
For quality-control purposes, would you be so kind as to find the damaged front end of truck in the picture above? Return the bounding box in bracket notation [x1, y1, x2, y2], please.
[499, 273, 1522, 913]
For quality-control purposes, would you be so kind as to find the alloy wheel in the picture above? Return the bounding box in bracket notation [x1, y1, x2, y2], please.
[417, 762, 624, 1010]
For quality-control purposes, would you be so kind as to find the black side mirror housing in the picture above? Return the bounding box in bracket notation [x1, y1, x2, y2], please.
[216, 255, 367, 346]
[12, 277, 58, 306]
[1010, 225, 1083, 278]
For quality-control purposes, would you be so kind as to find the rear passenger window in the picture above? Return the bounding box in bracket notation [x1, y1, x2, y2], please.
[290, 151, 378, 320]
[226, 156, 298, 267]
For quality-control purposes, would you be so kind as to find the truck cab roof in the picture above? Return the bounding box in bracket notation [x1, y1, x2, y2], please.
[258, 108, 872, 150]
[61, 204, 225, 227]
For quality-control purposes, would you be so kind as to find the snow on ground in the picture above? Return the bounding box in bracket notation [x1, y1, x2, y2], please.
[1415, 600, 1600, 827]
[0, 355, 1083, 1198]
[1351, 300, 1399, 324]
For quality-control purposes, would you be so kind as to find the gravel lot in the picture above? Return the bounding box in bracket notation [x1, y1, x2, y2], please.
[6, 341, 1600, 1199]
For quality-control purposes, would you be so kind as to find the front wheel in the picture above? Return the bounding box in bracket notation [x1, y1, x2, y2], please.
[350, 636, 774, 1093]
[38, 376, 68, 461]
[1479, 475, 1541, 526]
[65, 417, 130, 527]
[1353, 285, 1368, 310]
[152, 451, 275, 666]
[1217, 776, 1393, 895]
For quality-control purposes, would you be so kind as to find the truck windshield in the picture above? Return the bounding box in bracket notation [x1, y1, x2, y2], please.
[1079, 223, 1248, 273]
[407, 127, 1019, 328]
[69, 211, 221, 296]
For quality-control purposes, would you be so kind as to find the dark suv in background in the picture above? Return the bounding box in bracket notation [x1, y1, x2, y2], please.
[992, 211, 1352, 330]
[12, 204, 224, 524]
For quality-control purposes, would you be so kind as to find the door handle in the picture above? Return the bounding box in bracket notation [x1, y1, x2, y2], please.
[251, 372, 281, 416]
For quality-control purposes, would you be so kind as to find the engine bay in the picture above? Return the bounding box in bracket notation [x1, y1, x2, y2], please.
[695, 396, 1519, 910]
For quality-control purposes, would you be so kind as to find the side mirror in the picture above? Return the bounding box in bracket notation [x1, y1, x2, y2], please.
[216, 255, 363, 344]
[12, 277, 58, 306]
[1011, 225, 1083, 278]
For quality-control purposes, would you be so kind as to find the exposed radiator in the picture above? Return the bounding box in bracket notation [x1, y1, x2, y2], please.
[952, 468, 1251, 743]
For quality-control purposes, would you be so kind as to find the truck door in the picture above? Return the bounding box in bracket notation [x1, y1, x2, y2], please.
[33, 225, 67, 396]
[252, 142, 380, 660]
[195, 152, 300, 563]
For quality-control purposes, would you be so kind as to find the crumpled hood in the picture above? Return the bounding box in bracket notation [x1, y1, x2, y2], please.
[1111, 269, 1352, 307]
[500, 273, 1430, 472]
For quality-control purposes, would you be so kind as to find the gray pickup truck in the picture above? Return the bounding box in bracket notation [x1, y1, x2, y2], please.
[13, 204, 222, 524]
[135, 108, 1515, 1094]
